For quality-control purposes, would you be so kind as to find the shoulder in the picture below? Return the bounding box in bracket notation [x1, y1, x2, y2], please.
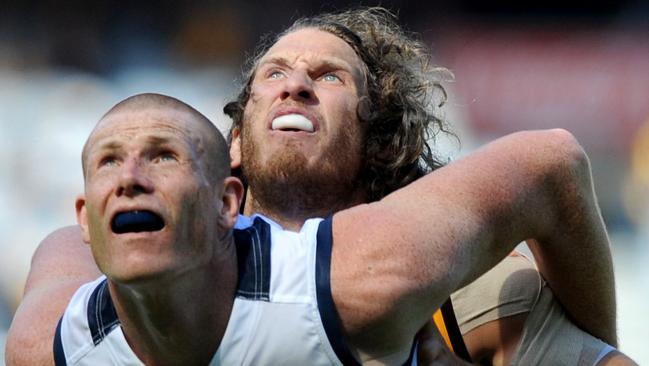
[27, 225, 100, 294]
[54, 277, 140, 365]
[55, 277, 111, 364]
[60, 276, 108, 333]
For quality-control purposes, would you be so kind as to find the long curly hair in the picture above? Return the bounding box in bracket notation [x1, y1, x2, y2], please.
[224, 7, 453, 201]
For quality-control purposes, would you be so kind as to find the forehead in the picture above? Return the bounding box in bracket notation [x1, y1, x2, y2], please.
[88, 107, 201, 149]
[259, 28, 364, 73]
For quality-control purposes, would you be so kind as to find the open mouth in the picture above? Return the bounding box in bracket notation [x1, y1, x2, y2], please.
[271, 114, 315, 132]
[111, 210, 165, 234]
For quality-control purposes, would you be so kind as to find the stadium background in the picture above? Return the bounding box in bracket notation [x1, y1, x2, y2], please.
[1, 1, 648, 363]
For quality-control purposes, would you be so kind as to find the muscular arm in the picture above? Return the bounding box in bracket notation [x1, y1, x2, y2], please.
[527, 235, 616, 346]
[5, 226, 101, 366]
[330, 129, 615, 361]
[521, 136, 616, 347]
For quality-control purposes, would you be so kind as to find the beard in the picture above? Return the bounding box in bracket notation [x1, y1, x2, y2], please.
[241, 126, 365, 221]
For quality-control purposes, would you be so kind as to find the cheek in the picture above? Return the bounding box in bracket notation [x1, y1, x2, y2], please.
[85, 206, 110, 266]
[87, 171, 119, 194]
[327, 94, 361, 132]
[241, 102, 265, 139]
[240, 118, 263, 160]
[84, 183, 112, 213]
[85, 206, 103, 235]
[247, 82, 273, 109]
[181, 186, 219, 245]
[177, 178, 215, 215]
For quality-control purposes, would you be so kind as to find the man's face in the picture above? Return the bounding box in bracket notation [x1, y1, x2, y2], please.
[232, 28, 368, 214]
[77, 106, 222, 284]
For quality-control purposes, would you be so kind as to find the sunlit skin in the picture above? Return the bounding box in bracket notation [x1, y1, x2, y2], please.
[230, 28, 369, 229]
[233, 28, 366, 166]
[70, 101, 244, 365]
[76, 107, 225, 285]
[3, 22, 630, 366]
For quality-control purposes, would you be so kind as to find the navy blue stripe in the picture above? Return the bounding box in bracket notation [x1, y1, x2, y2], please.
[403, 339, 418, 366]
[441, 298, 472, 362]
[53, 317, 67, 366]
[315, 216, 361, 366]
[316, 217, 419, 366]
[233, 217, 271, 300]
[87, 279, 120, 345]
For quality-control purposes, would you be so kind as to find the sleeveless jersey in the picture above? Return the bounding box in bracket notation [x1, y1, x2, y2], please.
[54, 214, 418, 365]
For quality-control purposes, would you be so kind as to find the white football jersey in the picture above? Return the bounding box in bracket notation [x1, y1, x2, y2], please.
[54, 214, 416, 365]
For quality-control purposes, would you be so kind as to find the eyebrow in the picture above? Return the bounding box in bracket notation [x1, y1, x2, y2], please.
[90, 134, 180, 156]
[84, 139, 121, 171]
[258, 55, 355, 74]
[92, 140, 121, 154]
[258, 56, 291, 69]
[144, 135, 175, 146]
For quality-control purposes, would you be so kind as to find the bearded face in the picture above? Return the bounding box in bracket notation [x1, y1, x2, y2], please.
[233, 28, 370, 221]
[240, 108, 365, 220]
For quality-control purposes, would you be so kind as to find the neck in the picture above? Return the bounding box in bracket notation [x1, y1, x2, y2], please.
[244, 188, 366, 232]
[108, 238, 237, 366]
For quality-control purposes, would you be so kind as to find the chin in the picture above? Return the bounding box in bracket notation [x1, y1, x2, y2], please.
[107, 270, 163, 286]
[104, 259, 178, 287]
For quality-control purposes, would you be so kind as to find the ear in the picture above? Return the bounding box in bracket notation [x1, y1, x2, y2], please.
[229, 128, 242, 170]
[218, 177, 244, 230]
[75, 195, 91, 244]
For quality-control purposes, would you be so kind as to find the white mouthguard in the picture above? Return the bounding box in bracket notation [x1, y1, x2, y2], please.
[271, 114, 315, 132]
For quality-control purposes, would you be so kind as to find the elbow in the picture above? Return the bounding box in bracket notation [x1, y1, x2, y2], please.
[509, 129, 596, 237]
[546, 128, 589, 167]
[524, 128, 592, 187]
[509, 128, 590, 177]
[536, 128, 599, 232]
[544, 128, 592, 187]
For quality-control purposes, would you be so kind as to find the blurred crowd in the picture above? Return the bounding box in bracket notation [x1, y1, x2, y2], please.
[1, 1, 648, 363]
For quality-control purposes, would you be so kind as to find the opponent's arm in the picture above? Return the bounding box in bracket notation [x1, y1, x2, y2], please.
[330, 129, 612, 361]
[5, 226, 100, 366]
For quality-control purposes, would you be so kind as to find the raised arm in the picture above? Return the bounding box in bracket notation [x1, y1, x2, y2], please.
[5, 226, 101, 366]
[330, 129, 615, 361]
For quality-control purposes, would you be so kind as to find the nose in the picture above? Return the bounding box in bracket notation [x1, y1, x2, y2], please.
[280, 69, 315, 102]
[116, 157, 154, 197]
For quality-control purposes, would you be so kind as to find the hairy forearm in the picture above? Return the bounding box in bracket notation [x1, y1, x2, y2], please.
[526, 157, 617, 346]
[458, 129, 616, 344]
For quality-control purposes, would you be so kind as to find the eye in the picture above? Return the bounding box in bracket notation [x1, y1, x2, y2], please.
[99, 156, 118, 168]
[153, 151, 177, 163]
[268, 70, 285, 80]
[320, 73, 342, 83]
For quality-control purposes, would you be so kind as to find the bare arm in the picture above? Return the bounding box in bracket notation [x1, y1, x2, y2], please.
[5, 226, 101, 366]
[527, 235, 616, 346]
[523, 139, 616, 345]
[330, 129, 614, 360]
